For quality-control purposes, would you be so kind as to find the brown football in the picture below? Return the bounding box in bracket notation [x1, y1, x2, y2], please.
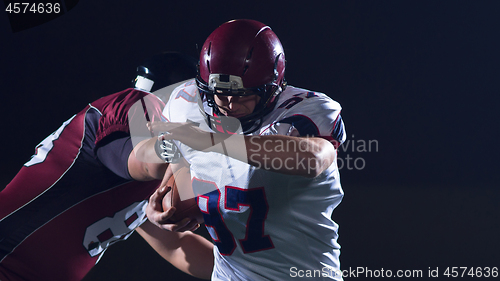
[162, 166, 204, 224]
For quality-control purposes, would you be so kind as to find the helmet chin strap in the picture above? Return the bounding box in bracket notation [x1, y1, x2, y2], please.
[209, 93, 277, 134]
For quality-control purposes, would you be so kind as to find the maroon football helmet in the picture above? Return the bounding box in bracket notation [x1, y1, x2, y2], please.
[196, 19, 287, 133]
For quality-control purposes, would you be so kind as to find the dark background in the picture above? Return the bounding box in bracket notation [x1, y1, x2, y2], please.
[1, 1, 499, 280]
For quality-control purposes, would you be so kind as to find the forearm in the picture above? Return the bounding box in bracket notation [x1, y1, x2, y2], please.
[152, 122, 336, 177]
[136, 221, 214, 279]
[210, 133, 336, 177]
[128, 138, 169, 181]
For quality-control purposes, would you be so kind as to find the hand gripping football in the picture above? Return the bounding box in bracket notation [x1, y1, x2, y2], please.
[162, 166, 204, 224]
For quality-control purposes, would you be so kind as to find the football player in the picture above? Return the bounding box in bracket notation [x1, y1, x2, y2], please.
[0, 52, 213, 281]
[147, 20, 346, 280]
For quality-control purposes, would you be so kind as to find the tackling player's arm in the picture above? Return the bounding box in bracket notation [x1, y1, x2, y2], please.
[129, 141, 213, 278]
[127, 139, 211, 277]
[127, 137, 169, 181]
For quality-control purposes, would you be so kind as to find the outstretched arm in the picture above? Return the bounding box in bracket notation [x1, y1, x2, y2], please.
[136, 220, 214, 280]
[245, 134, 335, 178]
[152, 122, 337, 178]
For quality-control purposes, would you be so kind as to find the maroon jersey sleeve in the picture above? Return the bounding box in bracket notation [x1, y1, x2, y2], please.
[92, 88, 165, 146]
[91, 89, 165, 180]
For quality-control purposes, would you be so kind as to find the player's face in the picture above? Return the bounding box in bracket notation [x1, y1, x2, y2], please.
[214, 94, 260, 118]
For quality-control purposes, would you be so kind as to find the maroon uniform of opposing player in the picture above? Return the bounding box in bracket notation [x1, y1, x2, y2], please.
[0, 53, 213, 281]
[1, 90, 158, 280]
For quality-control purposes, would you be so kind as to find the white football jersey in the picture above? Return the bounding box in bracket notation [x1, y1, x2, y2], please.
[163, 79, 346, 280]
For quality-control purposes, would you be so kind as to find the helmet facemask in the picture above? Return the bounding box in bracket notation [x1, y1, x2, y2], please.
[196, 69, 286, 134]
